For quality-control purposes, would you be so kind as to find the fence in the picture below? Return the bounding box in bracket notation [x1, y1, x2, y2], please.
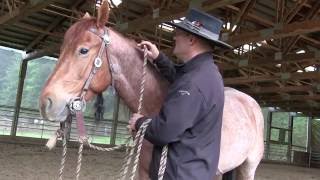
[0, 105, 130, 145]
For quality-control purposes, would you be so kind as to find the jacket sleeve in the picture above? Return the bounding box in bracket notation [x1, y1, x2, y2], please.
[153, 52, 176, 83]
[136, 82, 206, 146]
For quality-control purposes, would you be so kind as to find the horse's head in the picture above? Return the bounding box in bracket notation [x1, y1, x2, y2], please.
[39, 1, 112, 122]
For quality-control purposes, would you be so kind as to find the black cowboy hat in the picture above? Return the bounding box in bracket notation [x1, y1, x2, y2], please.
[167, 8, 233, 49]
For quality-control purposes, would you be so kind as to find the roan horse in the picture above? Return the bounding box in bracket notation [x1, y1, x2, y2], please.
[39, 2, 264, 180]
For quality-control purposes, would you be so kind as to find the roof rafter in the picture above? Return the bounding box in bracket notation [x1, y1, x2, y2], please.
[0, 0, 55, 26]
[228, 19, 320, 47]
[119, 0, 246, 33]
[224, 72, 320, 85]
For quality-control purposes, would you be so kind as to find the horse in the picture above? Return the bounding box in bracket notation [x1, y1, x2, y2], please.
[39, 2, 264, 180]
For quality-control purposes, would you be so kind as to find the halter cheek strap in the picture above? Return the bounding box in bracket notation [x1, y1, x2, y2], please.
[68, 27, 115, 137]
[89, 27, 116, 94]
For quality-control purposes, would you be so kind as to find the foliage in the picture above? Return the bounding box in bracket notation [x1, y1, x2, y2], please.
[0, 48, 22, 106]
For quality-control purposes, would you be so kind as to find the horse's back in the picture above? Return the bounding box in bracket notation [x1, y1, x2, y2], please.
[218, 87, 264, 174]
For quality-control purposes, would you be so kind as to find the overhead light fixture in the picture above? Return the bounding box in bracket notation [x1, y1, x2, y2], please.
[296, 49, 305, 54]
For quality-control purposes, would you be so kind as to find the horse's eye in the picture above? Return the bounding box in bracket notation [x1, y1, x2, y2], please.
[79, 48, 89, 55]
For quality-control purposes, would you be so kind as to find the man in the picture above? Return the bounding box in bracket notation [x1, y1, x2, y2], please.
[129, 9, 232, 180]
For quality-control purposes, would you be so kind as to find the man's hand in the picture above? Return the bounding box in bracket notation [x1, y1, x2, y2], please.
[137, 41, 159, 62]
[128, 113, 144, 134]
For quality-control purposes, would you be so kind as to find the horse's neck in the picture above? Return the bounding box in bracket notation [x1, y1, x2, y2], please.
[109, 31, 169, 116]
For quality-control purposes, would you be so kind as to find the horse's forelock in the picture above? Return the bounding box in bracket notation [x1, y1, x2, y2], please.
[61, 19, 97, 53]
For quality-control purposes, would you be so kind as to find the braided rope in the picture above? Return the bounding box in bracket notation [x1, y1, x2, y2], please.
[58, 135, 67, 180]
[118, 46, 149, 180]
[119, 128, 142, 180]
[87, 142, 125, 151]
[120, 46, 169, 180]
[129, 119, 152, 180]
[76, 139, 84, 180]
[158, 146, 168, 180]
[137, 45, 148, 114]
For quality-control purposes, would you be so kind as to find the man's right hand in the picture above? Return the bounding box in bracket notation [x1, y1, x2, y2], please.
[137, 41, 160, 63]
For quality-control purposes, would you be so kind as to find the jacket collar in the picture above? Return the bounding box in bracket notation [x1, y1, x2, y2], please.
[176, 52, 213, 73]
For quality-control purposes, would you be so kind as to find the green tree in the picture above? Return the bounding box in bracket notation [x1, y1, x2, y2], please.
[0, 49, 23, 106]
[21, 57, 56, 108]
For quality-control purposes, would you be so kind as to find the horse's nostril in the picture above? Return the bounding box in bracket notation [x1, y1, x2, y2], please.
[47, 97, 53, 110]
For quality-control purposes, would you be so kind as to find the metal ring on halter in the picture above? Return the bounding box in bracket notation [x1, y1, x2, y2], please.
[94, 57, 102, 68]
[68, 97, 86, 114]
[102, 34, 110, 45]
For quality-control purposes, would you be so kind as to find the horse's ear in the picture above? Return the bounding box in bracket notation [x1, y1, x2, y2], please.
[82, 12, 91, 19]
[97, 0, 109, 28]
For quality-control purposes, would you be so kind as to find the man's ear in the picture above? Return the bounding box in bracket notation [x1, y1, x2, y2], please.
[189, 35, 197, 45]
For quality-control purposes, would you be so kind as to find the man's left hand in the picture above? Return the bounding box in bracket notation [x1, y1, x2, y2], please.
[128, 113, 144, 133]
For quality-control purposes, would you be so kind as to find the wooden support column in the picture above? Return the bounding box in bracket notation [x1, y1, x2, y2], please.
[10, 60, 28, 136]
[287, 114, 294, 163]
[307, 117, 312, 167]
[266, 111, 272, 159]
[110, 95, 120, 145]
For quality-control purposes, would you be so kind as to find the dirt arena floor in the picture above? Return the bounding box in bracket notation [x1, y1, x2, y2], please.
[0, 139, 319, 180]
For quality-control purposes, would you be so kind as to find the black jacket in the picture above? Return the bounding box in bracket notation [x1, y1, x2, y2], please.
[136, 52, 224, 180]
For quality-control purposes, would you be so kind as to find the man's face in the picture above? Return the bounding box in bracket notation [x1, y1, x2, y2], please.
[173, 28, 191, 59]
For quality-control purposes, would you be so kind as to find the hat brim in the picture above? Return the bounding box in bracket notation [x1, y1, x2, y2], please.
[167, 22, 233, 49]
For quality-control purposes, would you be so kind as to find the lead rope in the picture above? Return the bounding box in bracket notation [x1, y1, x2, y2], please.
[119, 46, 168, 180]
[58, 133, 67, 180]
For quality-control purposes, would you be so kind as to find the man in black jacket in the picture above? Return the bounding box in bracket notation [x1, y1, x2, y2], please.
[129, 9, 232, 180]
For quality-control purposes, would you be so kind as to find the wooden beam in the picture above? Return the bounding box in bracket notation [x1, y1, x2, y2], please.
[285, 0, 308, 23]
[305, 1, 320, 20]
[23, 45, 59, 61]
[0, 0, 55, 26]
[13, 22, 63, 38]
[276, 0, 285, 23]
[262, 102, 318, 108]
[231, 0, 256, 34]
[240, 85, 316, 94]
[283, 1, 320, 54]
[0, 39, 25, 49]
[222, 51, 320, 70]
[301, 35, 320, 45]
[259, 95, 320, 102]
[119, 0, 246, 33]
[224, 72, 320, 85]
[228, 19, 320, 47]
[25, 0, 85, 51]
[226, 5, 274, 27]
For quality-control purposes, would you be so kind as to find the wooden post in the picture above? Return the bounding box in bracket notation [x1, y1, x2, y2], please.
[266, 111, 272, 159]
[110, 95, 120, 145]
[222, 170, 235, 180]
[287, 114, 293, 163]
[10, 60, 28, 136]
[307, 117, 312, 167]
